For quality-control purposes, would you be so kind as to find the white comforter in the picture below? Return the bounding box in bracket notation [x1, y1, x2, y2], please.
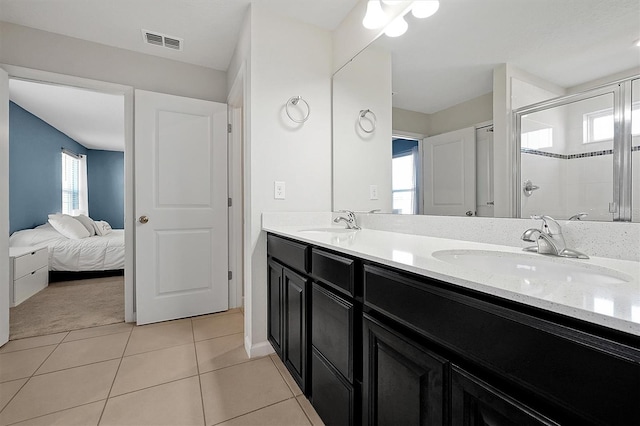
[10, 224, 125, 272]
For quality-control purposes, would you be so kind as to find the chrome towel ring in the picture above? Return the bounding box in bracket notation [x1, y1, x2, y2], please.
[358, 109, 377, 133]
[285, 96, 311, 123]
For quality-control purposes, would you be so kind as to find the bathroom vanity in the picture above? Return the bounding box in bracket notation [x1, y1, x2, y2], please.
[265, 224, 639, 426]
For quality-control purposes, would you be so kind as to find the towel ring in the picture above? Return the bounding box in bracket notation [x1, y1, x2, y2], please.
[358, 109, 377, 133]
[285, 96, 310, 123]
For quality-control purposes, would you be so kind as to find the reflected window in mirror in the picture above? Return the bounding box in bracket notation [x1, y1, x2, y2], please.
[392, 138, 420, 214]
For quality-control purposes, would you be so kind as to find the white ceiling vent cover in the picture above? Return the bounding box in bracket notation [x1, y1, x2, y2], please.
[142, 30, 183, 51]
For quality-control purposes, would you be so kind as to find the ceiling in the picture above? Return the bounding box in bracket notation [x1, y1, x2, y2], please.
[9, 79, 125, 151]
[1, 0, 638, 140]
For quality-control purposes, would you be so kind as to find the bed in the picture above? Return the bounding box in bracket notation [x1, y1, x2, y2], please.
[9, 223, 125, 272]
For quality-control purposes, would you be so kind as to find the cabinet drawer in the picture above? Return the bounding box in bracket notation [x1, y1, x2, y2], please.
[267, 234, 309, 274]
[13, 266, 48, 306]
[311, 347, 354, 426]
[311, 248, 355, 297]
[363, 263, 640, 424]
[312, 283, 354, 381]
[14, 248, 48, 279]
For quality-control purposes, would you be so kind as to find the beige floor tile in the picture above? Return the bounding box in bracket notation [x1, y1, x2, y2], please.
[218, 398, 311, 426]
[296, 395, 325, 426]
[0, 379, 27, 411]
[193, 312, 243, 342]
[270, 354, 303, 396]
[100, 376, 204, 426]
[36, 332, 130, 374]
[10, 401, 105, 426]
[0, 359, 119, 425]
[64, 322, 133, 342]
[196, 333, 251, 373]
[192, 308, 242, 321]
[111, 343, 198, 396]
[0, 345, 56, 383]
[0, 333, 67, 354]
[200, 357, 293, 425]
[125, 320, 193, 356]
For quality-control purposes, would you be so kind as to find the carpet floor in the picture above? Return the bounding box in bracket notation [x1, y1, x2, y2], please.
[9, 276, 125, 340]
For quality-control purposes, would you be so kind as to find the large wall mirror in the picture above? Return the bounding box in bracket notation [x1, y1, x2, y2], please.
[332, 0, 640, 221]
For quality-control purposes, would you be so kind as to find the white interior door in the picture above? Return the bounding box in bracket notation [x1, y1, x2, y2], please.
[135, 90, 228, 325]
[0, 68, 9, 346]
[423, 126, 476, 216]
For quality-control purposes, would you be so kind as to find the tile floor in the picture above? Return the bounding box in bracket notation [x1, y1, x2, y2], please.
[0, 310, 324, 426]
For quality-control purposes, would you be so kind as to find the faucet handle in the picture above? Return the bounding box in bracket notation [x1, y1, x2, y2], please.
[530, 215, 562, 235]
[568, 212, 588, 221]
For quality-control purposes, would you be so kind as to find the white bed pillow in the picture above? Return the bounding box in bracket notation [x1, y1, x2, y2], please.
[74, 214, 97, 236]
[48, 214, 91, 239]
[94, 220, 113, 236]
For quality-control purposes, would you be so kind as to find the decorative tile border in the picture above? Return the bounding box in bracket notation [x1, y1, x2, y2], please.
[522, 146, 640, 160]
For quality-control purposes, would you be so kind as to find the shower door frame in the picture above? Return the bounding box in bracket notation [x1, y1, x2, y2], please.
[512, 75, 638, 222]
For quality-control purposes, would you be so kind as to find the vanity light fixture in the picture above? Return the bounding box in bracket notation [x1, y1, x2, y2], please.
[363, 0, 441, 37]
[362, 0, 387, 29]
[385, 15, 409, 37]
[411, 1, 440, 19]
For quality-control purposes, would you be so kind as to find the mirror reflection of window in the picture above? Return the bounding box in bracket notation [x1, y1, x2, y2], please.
[392, 138, 419, 214]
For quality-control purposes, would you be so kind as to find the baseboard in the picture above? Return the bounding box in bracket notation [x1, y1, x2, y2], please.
[244, 336, 275, 358]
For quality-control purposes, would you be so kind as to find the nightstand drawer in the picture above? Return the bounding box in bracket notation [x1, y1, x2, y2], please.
[13, 266, 48, 306]
[14, 248, 48, 279]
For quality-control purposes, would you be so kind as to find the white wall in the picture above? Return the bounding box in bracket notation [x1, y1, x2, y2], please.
[333, 45, 392, 213]
[392, 107, 429, 135]
[426, 93, 493, 137]
[0, 21, 227, 103]
[235, 5, 333, 356]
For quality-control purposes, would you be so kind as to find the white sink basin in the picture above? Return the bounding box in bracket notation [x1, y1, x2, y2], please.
[299, 227, 358, 234]
[432, 250, 632, 285]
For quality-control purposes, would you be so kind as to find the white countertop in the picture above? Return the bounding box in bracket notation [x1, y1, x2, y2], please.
[263, 223, 640, 336]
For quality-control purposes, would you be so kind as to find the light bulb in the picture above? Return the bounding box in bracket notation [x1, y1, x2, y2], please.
[411, 0, 440, 18]
[384, 15, 408, 37]
[362, 0, 387, 30]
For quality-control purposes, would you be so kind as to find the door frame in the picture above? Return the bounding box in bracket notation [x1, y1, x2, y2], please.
[1, 64, 136, 322]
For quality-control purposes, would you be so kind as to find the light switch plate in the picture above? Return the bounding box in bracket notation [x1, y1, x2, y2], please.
[274, 181, 286, 199]
[370, 185, 379, 200]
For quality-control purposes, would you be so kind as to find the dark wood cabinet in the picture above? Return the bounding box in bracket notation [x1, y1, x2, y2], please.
[267, 258, 284, 357]
[363, 314, 447, 426]
[451, 366, 558, 426]
[266, 232, 640, 426]
[283, 267, 308, 391]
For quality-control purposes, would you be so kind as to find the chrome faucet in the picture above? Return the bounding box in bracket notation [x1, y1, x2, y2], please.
[521, 215, 589, 259]
[333, 210, 361, 230]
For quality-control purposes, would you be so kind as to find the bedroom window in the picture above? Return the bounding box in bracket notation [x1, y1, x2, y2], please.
[61, 150, 88, 215]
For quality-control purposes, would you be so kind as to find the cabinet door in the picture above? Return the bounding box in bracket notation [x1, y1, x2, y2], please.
[312, 347, 355, 426]
[267, 259, 284, 357]
[451, 366, 558, 426]
[312, 282, 354, 381]
[363, 315, 447, 426]
[284, 267, 308, 392]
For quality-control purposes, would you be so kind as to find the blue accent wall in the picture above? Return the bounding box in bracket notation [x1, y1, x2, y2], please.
[9, 101, 88, 234]
[87, 150, 124, 229]
[392, 138, 419, 157]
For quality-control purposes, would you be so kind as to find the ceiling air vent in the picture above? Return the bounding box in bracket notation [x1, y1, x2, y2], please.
[142, 30, 183, 51]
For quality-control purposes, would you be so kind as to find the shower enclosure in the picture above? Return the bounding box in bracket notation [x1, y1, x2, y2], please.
[514, 76, 639, 222]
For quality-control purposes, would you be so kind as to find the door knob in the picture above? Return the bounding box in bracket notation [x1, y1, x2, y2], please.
[139, 215, 149, 224]
[465, 210, 474, 216]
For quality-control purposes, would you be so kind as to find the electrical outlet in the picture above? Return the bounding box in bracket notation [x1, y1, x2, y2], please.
[274, 181, 286, 199]
[370, 185, 378, 200]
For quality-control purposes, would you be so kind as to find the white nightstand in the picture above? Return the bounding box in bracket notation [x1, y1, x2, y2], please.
[9, 246, 49, 307]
